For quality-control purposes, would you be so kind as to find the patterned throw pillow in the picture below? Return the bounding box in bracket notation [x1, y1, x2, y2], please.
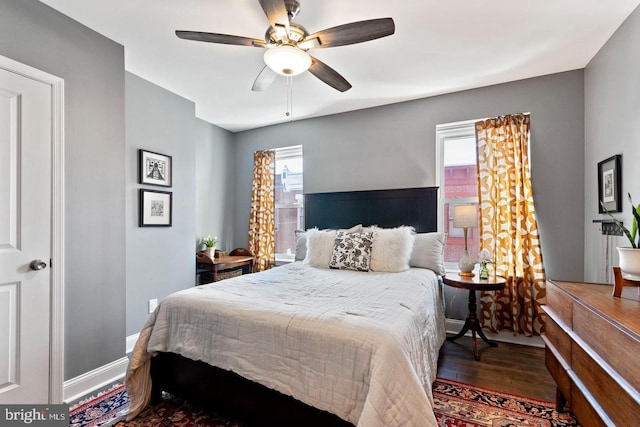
[329, 231, 374, 271]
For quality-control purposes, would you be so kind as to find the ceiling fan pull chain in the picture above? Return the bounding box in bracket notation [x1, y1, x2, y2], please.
[285, 75, 289, 117]
[289, 76, 294, 121]
[286, 75, 293, 120]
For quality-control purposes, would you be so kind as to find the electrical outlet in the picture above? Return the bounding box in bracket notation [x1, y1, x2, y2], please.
[148, 298, 158, 313]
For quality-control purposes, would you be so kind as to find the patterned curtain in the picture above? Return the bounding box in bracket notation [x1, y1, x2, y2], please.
[475, 114, 546, 336]
[248, 150, 276, 272]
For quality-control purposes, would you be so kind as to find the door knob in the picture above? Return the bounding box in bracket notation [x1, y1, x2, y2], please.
[30, 259, 48, 271]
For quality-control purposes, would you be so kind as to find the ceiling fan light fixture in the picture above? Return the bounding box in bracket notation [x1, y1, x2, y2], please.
[263, 45, 311, 76]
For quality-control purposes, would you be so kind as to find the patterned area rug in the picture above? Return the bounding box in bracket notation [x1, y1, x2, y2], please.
[433, 378, 581, 427]
[69, 384, 129, 427]
[69, 378, 581, 426]
[68, 384, 245, 427]
[112, 395, 244, 427]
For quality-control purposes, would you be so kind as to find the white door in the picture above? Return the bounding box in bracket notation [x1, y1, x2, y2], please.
[0, 67, 52, 403]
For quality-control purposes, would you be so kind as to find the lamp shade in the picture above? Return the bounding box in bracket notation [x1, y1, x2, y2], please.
[453, 205, 478, 228]
[263, 45, 312, 76]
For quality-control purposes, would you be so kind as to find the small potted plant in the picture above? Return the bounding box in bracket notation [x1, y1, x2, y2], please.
[477, 249, 494, 280]
[202, 235, 218, 259]
[601, 193, 640, 280]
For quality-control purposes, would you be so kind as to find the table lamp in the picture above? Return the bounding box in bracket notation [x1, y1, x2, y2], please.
[453, 205, 478, 277]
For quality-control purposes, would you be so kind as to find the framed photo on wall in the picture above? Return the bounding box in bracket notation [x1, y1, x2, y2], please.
[139, 149, 172, 187]
[139, 189, 172, 227]
[598, 154, 622, 213]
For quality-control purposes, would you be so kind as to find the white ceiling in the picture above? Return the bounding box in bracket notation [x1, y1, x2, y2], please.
[39, 0, 640, 132]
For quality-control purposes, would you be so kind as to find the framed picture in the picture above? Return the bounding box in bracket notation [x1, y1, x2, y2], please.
[139, 189, 172, 227]
[139, 149, 172, 187]
[598, 154, 622, 213]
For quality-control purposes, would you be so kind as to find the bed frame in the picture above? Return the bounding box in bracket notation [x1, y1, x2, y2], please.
[150, 187, 439, 426]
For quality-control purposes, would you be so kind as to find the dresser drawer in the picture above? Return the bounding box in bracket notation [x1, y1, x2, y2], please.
[572, 341, 640, 426]
[544, 312, 571, 364]
[546, 281, 573, 328]
[570, 382, 608, 427]
[572, 302, 640, 391]
[544, 344, 571, 405]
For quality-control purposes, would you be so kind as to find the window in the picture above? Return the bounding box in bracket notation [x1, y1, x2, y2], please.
[436, 121, 480, 270]
[274, 145, 303, 262]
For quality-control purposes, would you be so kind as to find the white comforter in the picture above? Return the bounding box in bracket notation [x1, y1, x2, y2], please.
[125, 262, 446, 426]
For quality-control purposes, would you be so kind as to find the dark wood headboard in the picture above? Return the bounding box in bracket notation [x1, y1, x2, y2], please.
[304, 187, 438, 233]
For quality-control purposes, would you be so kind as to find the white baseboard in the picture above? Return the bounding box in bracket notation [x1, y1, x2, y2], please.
[126, 333, 140, 354]
[445, 318, 544, 348]
[63, 356, 129, 403]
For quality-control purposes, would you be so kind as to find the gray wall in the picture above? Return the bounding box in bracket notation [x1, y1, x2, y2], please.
[234, 71, 585, 318]
[584, 5, 640, 283]
[195, 121, 236, 254]
[126, 73, 235, 335]
[0, 0, 126, 379]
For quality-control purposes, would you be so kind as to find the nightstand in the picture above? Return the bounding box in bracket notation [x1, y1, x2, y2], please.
[196, 252, 254, 284]
[443, 272, 506, 360]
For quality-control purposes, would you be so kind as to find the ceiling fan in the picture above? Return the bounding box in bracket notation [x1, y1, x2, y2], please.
[175, 0, 395, 92]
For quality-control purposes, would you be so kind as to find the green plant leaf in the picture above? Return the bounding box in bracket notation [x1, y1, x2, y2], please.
[630, 193, 640, 247]
[632, 208, 638, 244]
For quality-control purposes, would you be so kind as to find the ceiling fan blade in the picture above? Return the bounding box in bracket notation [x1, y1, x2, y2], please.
[308, 56, 352, 92]
[302, 18, 395, 49]
[252, 66, 278, 92]
[258, 0, 290, 41]
[176, 31, 266, 47]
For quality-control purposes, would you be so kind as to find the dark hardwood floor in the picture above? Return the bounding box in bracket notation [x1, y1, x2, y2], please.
[437, 335, 556, 402]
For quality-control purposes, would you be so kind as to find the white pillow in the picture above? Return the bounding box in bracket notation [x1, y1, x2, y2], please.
[369, 226, 416, 272]
[294, 230, 307, 261]
[304, 228, 337, 268]
[409, 232, 447, 275]
[342, 224, 363, 234]
[300, 225, 362, 265]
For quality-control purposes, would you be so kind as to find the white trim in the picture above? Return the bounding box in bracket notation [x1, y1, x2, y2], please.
[126, 333, 140, 354]
[50, 70, 65, 405]
[273, 144, 303, 159]
[435, 120, 478, 226]
[435, 118, 479, 131]
[445, 318, 544, 348]
[435, 119, 479, 271]
[0, 55, 65, 404]
[435, 118, 478, 199]
[63, 357, 129, 404]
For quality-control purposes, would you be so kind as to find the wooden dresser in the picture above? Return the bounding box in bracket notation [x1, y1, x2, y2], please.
[543, 280, 640, 426]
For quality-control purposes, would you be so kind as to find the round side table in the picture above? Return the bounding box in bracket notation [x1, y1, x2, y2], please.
[443, 273, 506, 360]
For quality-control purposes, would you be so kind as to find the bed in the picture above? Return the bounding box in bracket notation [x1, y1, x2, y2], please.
[125, 187, 446, 427]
